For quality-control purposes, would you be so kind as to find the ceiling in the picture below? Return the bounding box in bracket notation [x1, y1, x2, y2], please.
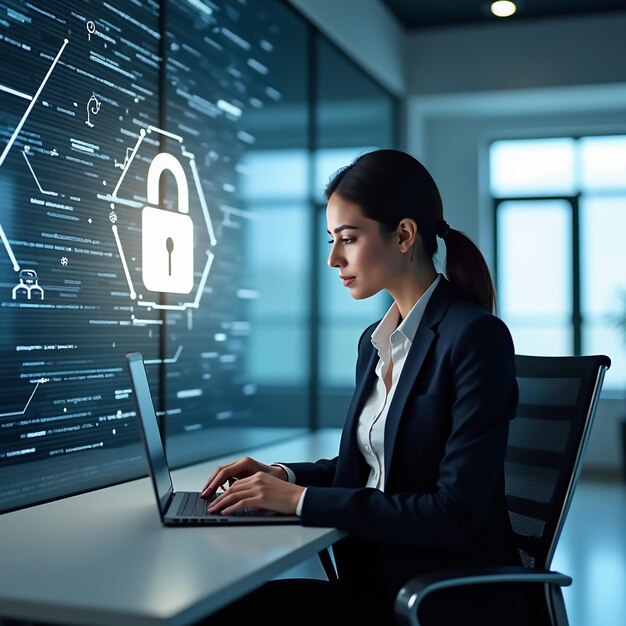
[381, 0, 626, 30]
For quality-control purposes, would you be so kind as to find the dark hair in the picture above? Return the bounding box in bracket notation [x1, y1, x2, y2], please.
[324, 149, 496, 313]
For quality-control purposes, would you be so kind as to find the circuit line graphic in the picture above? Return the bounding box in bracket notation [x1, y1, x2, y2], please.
[186, 153, 217, 246]
[0, 84, 32, 100]
[0, 223, 20, 272]
[0, 378, 49, 418]
[144, 345, 183, 365]
[0, 38, 69, 273]
[22, 149, 58, 196]
[0, 39, 68, 168]
[111, 224, 136, 299]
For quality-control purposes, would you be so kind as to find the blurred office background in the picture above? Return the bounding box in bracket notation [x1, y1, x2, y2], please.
[292, 2, 626, 624]
[1, 1, 625, 624]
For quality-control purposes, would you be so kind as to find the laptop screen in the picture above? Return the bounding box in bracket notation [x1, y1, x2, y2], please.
[126, 352, 173, 514]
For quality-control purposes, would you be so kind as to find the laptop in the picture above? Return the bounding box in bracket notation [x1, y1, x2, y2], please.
[125, 351, 301, 525]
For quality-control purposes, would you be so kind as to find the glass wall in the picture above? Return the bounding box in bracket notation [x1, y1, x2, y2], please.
[162, 0, 311, 467]
[315, 38, 397, 428]
[0, 0, 159, 514]
[0, 0, 398, 512]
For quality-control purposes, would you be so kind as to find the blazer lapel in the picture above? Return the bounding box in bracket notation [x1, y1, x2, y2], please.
[334, 339, 378, 487]
[383, 279, 456, 488]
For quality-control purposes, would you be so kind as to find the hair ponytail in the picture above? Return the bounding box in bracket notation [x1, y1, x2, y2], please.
[326, 149, 497, 313]
[440, 228, 495, 313]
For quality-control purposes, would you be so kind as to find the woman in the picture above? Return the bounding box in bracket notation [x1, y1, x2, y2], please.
[200, 150, 524, 625]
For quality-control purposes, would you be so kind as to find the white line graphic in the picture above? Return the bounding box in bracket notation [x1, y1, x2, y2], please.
[112, 225, 136, 299]
[0, 84, 32, 100]
[131, 318, 163, 325]
[0, 39, 68, 273]
[0, 223, 20, 271]
[147, 125, 183, 142]
[0, 378, 49, 418]
[114, 147, 133, 169]
[187, 156, 217, 246]
[0, 39, 69, 168]
[22, 149, 58, 196]
[193, 250, 215, 307]
[144, 345, 183, 365]
[111, 129, 144, 199]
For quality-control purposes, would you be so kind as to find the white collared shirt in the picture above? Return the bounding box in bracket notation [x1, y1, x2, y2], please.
[357, 274, 441, 490]
[284, 274, 442, 514]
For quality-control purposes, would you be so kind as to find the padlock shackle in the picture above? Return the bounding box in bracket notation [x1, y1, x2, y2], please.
[146, 152, 189, 214]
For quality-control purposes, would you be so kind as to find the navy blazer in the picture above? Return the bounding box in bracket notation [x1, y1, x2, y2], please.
[285, 278, 520, 604]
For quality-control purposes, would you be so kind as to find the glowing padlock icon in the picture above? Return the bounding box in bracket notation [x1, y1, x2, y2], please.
[142, 152, 194, 294]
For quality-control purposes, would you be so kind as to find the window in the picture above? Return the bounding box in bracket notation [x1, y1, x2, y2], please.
[491, 136, 626, 392]
[315, 37, 397, 427]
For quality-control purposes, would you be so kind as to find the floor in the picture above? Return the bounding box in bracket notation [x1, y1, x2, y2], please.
[552, 479, 626, 626]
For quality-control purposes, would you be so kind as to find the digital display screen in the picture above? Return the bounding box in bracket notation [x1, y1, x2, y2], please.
[0, 0, 310, 513]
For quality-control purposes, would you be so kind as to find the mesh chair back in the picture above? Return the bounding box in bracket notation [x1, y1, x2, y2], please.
[505, 354, 610, 570]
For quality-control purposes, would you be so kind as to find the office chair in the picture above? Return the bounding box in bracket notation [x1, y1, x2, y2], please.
[395, 354, 611, 626]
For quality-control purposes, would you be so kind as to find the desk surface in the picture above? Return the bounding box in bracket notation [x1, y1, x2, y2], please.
[0, 429, 343, 626]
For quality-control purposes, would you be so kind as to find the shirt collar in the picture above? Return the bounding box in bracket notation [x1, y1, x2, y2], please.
[371, 274, 442, 350]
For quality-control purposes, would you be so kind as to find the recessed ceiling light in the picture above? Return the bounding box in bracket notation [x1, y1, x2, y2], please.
[491, 1, 517, 18]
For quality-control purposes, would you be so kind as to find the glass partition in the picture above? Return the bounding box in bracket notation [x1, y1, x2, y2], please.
[162, 0, 311, 467]
[315, 37, 397, 428]
[0, 0, 398, 511]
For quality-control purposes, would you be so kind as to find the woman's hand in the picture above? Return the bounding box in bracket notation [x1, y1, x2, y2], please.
[207, 471, 304, 516]
[200, 456, 287, 499]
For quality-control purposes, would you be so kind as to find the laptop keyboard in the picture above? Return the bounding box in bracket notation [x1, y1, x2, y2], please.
[176, 491, 216, 517]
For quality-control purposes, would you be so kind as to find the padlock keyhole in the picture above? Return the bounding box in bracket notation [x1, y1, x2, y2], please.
[165, 237, 174, 276]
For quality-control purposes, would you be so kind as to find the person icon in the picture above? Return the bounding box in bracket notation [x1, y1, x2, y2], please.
[12, 269, 45, 301]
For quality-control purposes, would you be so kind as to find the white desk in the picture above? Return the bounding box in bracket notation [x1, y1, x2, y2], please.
[0, 429, 344, 626]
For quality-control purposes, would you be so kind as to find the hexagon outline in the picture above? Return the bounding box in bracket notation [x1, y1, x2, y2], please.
[109, 125, 216, 311]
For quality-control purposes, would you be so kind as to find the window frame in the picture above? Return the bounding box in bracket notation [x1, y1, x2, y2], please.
[494, 193, 581, 355]
[491, 133, 626, 396]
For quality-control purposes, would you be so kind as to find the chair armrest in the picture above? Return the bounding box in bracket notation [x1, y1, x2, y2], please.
[395, 566, 572, 626]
